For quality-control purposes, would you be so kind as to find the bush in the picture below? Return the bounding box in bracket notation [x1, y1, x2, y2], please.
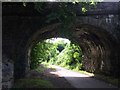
[30, 38, 83, 71]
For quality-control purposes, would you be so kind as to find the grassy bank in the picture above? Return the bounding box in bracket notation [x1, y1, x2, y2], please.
[12, 78, 54, 88]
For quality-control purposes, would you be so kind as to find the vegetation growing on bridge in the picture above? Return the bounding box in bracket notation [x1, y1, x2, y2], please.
[23, 2, 97, 38]
[30, 38, 83, 71]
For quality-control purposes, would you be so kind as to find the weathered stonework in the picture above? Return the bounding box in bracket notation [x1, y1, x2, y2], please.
[2, 2, 120, 86]
[2, 55, 14, 88]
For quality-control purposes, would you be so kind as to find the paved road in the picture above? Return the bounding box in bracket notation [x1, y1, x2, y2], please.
[50, 65, 118, 88]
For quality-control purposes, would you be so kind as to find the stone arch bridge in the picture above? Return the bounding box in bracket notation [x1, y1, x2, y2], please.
[2, 2, 120, 88]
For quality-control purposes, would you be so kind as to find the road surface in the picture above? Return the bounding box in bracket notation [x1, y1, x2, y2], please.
[49, 65, 118, 88]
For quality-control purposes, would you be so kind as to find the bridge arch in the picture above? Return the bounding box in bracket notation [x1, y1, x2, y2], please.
[2, 2, 120, 88]
[19, 22, 119, 80]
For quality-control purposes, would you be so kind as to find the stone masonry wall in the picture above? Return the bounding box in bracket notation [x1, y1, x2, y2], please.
[2, 2, 120, 84]
[2, 54, 14, 88]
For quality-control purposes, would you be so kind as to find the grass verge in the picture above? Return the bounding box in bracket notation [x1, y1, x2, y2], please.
[94, 74, 119, 87]
[12, 78, 55, 88]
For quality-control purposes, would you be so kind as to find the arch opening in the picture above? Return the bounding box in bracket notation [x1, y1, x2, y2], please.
[30, 37, 83, 71]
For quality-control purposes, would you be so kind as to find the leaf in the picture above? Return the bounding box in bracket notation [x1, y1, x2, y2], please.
[82, 7, 87, 13]
[23, 2, 27, 7]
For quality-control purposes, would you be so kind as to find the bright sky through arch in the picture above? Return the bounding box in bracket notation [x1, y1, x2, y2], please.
[45, 38, 71, 44]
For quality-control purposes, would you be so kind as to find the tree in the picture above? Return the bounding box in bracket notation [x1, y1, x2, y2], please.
[30, 38, 83, 70]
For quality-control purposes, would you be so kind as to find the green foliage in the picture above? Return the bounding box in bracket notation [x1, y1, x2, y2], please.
[56, 43, 83, 70]
[31, 38, 83, 71]
[30, 40, 58, 69]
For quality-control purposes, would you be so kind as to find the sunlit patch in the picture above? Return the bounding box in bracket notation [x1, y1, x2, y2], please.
[47, 0, 56, 1]
[49, 65, 94, 78]
[49, 69, 93, 78]
[49, 71, 58, 75]
[45, 37, 70, 44]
